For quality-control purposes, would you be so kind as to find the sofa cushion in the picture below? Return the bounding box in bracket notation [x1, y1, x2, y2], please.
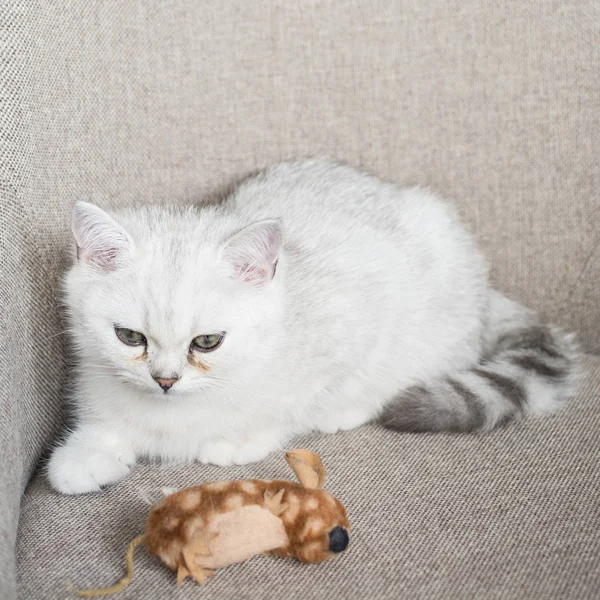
[17, 356, 600, 599]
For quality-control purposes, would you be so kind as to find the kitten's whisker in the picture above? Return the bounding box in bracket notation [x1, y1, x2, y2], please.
[42, 329, 73, 341]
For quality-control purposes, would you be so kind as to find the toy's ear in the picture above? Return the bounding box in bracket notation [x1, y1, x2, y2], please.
[285, 450, 326, 489]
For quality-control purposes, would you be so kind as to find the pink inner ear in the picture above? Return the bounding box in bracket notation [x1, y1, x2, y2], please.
[222, 220, 283, 286]
[237, 264, 271, 284]
[72, 202, 132, 272]
[85, 247, 121, 270]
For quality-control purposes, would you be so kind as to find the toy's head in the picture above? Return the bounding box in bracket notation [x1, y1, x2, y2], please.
[276, 450, 350, 563]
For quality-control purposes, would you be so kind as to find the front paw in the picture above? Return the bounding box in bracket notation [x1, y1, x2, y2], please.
[199, 434, 282, 467]
[198, 440, 237, 467]
[48, 444, 134, 494]
[232, 431, 283, 465]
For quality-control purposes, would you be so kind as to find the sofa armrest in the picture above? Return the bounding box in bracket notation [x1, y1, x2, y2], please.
[0, 195, 65, 599]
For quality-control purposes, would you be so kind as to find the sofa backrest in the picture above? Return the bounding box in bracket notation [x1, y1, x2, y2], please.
[1, 0, 598, 552]
[2, 3, 598, 596]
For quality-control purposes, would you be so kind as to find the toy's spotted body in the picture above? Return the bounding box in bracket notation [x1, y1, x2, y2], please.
[75, 451, 350, 596]
[145, 452, 350, 586]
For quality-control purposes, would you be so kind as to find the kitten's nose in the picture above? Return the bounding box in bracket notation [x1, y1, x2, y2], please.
[153, 376, 179, 391]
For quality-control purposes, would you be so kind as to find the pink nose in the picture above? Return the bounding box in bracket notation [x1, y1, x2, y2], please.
[153, 376, 179, 391]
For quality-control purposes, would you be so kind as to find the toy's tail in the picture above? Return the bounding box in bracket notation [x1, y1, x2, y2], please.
[74, 534, 146, 597]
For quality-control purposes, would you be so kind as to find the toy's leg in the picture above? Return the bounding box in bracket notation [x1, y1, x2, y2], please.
[181, 531, 218, 586]
[180, 549, 216, 586]
[263, 489, 289, 516]
[187, 530, 217, 557]
[181, 564, 215, 586]
[177, 565, 191, 584]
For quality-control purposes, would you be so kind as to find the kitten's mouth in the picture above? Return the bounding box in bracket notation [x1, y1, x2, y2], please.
[149, 385, 192, 398]
[153, 387, 177, 397]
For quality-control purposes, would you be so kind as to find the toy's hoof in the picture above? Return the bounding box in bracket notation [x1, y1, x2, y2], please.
[328, 527, 349, 553]
[192, 568, 215, 586]
[182, 564, 215, 586]
[177, 563, 215, 585]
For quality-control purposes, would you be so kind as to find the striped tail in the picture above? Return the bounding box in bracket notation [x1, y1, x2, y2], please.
[381, 323, 581, 433]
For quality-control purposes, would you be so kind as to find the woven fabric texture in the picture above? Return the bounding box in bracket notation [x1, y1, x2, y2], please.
[17, 355, 600, 599]
[1, 1, 599, 598]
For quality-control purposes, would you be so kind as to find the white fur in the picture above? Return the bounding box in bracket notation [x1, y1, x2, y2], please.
[48, 158, 492, 494]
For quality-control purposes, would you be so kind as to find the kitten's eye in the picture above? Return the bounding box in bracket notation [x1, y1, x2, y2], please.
[190, 333, 225, 352]
[115, 327, 147, 347]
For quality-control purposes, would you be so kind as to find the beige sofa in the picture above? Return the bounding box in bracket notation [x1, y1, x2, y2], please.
[2, 2, 599, 598]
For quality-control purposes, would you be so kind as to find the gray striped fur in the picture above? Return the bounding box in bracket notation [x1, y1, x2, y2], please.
[381, 322, 581, 433]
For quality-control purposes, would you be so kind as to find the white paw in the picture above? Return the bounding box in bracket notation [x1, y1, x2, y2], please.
[318, 420, 340, 434]
[198, 439, 237, 467]
[48, 444, 134, 495]
[317, 408, 372, 434]
[199, 434, 282, 467]
[232, 433, 282, 465]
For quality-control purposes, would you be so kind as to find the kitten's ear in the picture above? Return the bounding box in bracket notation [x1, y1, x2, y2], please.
[220, 220, 283, 286]
[72, 201, 132, 271]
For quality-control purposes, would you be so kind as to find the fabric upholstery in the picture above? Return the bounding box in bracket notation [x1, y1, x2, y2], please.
[17, 356, 600, 599]
[0, 1, 598, 598]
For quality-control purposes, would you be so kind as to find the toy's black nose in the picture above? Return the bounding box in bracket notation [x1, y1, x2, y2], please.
[328, 526, 349, 553]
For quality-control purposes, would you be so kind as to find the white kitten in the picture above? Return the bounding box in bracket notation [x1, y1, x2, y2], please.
[48, 158, 580, 494]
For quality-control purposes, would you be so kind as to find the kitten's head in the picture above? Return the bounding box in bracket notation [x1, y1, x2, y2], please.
[66, 201, 284, 397]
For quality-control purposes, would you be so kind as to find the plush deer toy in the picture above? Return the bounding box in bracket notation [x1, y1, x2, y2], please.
[76, 450, 350, 597]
